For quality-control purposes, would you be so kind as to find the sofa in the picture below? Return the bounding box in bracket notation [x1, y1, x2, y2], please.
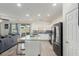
[0, 35, 19, 53]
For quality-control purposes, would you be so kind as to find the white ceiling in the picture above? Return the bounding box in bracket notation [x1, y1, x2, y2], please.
[0, 3, 62, 23]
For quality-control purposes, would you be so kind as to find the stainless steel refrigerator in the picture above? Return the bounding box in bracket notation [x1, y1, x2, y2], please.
[51, 22, 63, 56]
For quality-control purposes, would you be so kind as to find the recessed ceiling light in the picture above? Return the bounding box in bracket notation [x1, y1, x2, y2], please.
[38, 14, 40, 16]
[47, 14, 50, 16]
[26, 14, 30, 16]
[52, 3, 56, 6]
[17, 3, 21, 7]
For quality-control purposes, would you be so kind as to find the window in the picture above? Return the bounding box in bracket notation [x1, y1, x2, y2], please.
[5, 24, 8, 29]
[11, 24, 17, 34]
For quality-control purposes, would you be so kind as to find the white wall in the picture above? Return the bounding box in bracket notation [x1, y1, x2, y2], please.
[31, 21, 51, 31]
[0, 15, 10, 36]
[50, 16, 63, 27]
[0, 20, 10, 36]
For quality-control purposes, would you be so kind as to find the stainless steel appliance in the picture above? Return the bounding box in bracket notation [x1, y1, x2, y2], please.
[51, 22, 63, 56]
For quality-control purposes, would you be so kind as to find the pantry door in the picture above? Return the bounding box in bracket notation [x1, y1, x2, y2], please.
[64, 8, 78, 56]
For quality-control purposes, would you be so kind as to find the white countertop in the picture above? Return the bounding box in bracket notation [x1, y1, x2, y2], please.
[19, 34, 50, 41]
